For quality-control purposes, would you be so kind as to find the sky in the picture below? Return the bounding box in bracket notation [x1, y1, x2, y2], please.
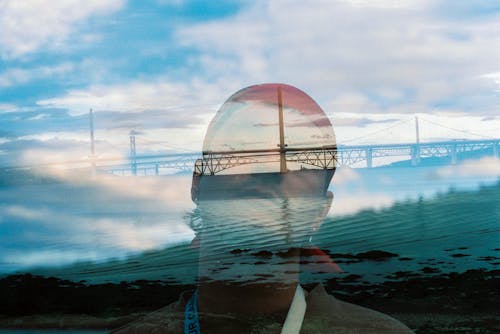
[1, 0, 500, 274]
[1, 0, 500, 168]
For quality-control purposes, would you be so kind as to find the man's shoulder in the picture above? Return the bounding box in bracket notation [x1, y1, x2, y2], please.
[110, 286, 415, 334]
[302, 284, 414, 334]
[110, 293, 189, 334]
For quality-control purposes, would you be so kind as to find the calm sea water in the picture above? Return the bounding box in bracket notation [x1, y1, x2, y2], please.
[0, 163, 498, 285]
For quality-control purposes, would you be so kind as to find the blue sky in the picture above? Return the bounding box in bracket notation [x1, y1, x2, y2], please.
[1, 0, 500, 167]
[2, 0, 500, 274]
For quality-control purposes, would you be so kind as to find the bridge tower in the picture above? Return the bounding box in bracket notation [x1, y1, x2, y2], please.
[277, 86, 287, 173]
[411, 116, 421, 166]
[451, 143, 458, 165]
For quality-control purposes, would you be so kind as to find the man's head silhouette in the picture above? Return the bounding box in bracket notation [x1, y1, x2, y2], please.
[188, 84, 336, 283]
[112, 84, 415, 334]
[191, 83, 337, 202]
[189, 83, 337, 319]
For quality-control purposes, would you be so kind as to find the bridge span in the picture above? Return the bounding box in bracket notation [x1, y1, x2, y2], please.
[103, 139, 499, 176]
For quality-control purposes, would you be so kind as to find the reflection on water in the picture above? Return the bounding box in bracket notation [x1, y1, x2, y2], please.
[194, 195, 332, 284]
[1, 160, 498, 331]
[0, 164, 498, 284]
[196, 196, 328, 253]
[0, 174, 195, 273]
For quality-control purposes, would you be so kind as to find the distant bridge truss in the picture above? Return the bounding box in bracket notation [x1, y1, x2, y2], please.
[192, 146, 337, 176]
[336, 139, 499, 168]
[102, 139, 499, 176]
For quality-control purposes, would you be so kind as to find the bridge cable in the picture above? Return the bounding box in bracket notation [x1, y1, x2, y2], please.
[339, 119, 412, 145]
[134, 136, 199, 153]
[418, 117, 495, 140]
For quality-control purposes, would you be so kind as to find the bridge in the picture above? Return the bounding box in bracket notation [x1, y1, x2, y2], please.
[3, 114, 497, 176]
[102, 116, 499, 175]
[101, 138, 499, 176]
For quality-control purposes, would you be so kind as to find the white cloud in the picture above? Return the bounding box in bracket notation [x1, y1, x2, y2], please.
[435, 156, 500, 178]
[37, 80, 222, 116]
[15, 0, 500, 155]
[59, 171, 194, 205]
[33, 80, 220, 153]
[332, 166, 360, 185]
[0, 173, 196, 269]
[339, 0, 431, 9]
[331, 111, 500, 145]
[89, 216, 193, 252]
[0, 103, 18, 113]
[156, 0, 185, 6]
[481, 71, 500, 92]
[18, 137, 123, 169]
[0, 63, 74, 87]
[0, 0, 125, 58]
[174, 0, 500, 119]
[4, 205, 50, 220]
[329, 192, 394, 217]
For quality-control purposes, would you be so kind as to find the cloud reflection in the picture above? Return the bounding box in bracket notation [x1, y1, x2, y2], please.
[0, 171, 195, 272]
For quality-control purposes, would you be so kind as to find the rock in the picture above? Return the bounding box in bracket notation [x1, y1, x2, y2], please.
[230, 249, 250, 255]
[451, 253, 470, 258]
[251, 250, 273, 258]
[355, 250, 399, 261]
[421, 267, 440, 274]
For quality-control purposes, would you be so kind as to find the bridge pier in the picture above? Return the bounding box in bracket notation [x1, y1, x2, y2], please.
[365, 148, 373, 168]
[131, 161, 137, 175]
[411, 145, 420, 166]
[451, 143, 458, 165]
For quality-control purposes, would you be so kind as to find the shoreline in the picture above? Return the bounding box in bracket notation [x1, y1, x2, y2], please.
[2, 312, 498, 333]
[0, 313, 140, 330]
[1, 268, 498, 333]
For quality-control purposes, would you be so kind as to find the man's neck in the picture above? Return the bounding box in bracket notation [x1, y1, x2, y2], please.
[196, 242, 302, 318]
[197, 279, 299, 317]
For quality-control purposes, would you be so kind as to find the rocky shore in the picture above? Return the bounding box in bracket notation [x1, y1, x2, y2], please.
[322, 268, 499, 333]
[1, 263, 498, 333]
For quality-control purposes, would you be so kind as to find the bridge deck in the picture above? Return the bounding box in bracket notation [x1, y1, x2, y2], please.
[194, 147, 338, 175]
[2, 139, 498, 176]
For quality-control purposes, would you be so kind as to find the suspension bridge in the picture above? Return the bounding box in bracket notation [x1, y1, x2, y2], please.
[97, 138, 498, 176]
[2, 114, 498, 176]
[95, 115, 497, 175]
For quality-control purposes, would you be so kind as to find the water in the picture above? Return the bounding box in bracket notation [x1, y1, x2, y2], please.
[1, 161, 498, 284]
[0, 160, 498, 332]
